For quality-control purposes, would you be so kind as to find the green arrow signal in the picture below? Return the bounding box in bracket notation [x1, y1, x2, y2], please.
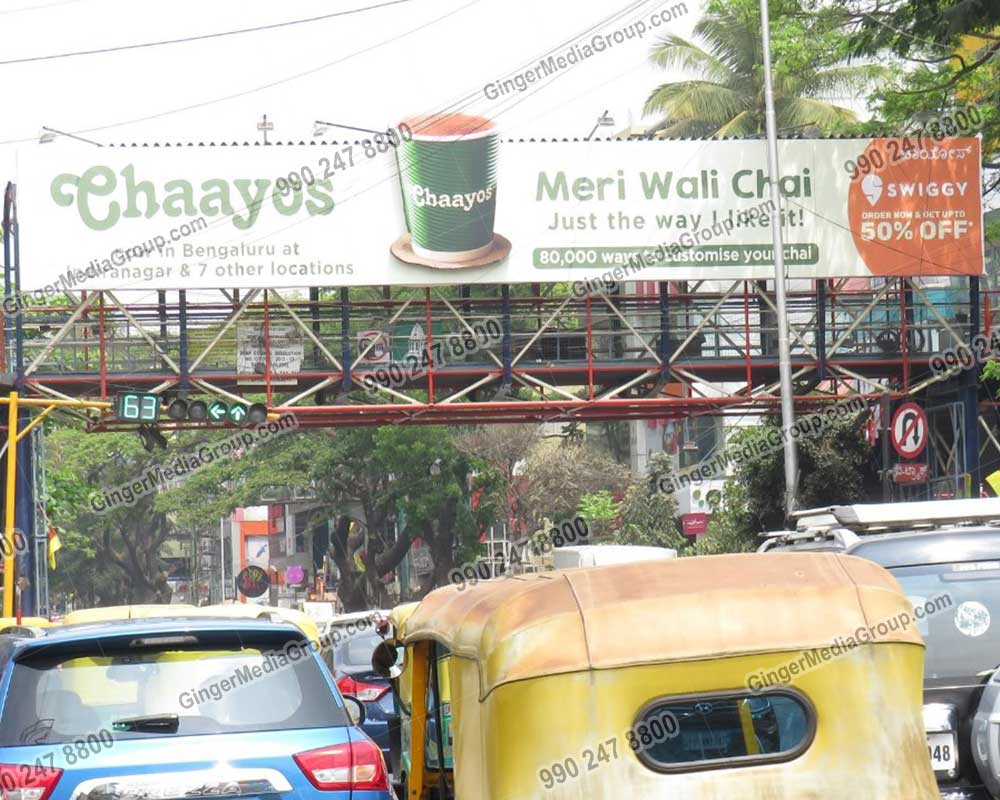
[228, 405, 248, 424]
[208, 401, 228, 421]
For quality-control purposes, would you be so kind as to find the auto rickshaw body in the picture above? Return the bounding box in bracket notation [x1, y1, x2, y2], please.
[380, 553, 938, 800]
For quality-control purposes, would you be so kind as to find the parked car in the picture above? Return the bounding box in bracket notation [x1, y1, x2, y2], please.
[848, 524, 1000, 799]
[819, 496, 1000, 800]
[326, 611, 397, 774]
[0, 615, 391, 798]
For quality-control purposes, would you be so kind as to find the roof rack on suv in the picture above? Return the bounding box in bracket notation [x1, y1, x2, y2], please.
[791, 497, 1000, 533]
[757, 526, 860, 552]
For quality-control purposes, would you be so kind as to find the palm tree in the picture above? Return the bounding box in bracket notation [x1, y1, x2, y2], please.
[644, 5, 885, 137]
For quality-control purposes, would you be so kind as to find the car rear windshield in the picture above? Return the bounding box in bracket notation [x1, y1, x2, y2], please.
[335, 631, 382, 670]
[891, 561, 1000, 680]
[0, 630, 348, 745]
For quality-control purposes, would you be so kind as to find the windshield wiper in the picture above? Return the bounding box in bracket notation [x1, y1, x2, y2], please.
[112, 714, 180, 734]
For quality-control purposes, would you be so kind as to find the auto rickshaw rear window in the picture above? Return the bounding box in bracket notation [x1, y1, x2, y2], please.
[634, 690, 815, 773]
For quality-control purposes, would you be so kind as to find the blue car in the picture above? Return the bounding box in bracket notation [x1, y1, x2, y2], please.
[0, 616, 392, 799]
[331, 628, 397, 771]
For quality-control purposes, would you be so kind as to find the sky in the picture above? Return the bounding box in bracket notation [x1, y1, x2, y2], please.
[0, 0, 704, 170]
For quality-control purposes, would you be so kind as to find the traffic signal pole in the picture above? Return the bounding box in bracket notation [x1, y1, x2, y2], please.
[0, 396, 111, 616]
[3, 392, 17, 616]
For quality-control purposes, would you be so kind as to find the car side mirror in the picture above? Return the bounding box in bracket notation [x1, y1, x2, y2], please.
[372, 639, 404, 679]
[343, 695, 366, 726]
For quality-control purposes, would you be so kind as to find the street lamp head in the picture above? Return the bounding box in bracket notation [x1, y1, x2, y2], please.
[38, 125, 103, 147]
[586, 110, 617, 141]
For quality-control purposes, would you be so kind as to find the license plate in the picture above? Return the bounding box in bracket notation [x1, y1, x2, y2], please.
[927, 732, 957, 772]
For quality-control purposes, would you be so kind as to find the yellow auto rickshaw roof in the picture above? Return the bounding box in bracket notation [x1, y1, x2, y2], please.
[402, 553, 923, 698]
[388, 602, 420, 635]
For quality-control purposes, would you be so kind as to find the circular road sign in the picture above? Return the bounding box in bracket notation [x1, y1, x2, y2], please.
[235, 565, 270, 598]
[891, 402, 928, 459]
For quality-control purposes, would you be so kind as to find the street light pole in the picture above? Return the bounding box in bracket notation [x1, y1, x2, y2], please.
[758, 0, 798, 516]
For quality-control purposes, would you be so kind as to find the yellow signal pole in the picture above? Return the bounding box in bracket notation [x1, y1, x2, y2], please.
[0, 395, 111, 616]
[3, 391, 18, 617]
[0, 393, 272, 615]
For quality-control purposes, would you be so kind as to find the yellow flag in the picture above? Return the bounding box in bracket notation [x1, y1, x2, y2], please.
[987, 470, 1000, 498]
[48, 527, 62, 571]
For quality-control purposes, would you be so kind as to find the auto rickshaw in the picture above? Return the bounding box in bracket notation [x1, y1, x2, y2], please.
[382, 602, 453, 793]
[373, 553, 938, 799]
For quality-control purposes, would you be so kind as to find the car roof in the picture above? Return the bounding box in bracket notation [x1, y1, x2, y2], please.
[845, 525, 1000, 568]
[329, 610, 388, 625]
[5, 615, 307, 657]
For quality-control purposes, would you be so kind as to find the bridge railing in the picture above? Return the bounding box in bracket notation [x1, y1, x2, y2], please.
[4, 279, 979, 399]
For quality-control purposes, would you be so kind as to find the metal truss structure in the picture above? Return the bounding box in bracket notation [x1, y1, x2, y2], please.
[0, 277, 985, 432]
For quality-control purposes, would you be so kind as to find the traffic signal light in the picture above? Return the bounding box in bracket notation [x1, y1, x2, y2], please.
[164, 398, 267, 426]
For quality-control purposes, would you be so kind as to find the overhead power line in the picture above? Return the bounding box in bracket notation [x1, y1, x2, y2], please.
[0, 0, 480, 145]
[0, 0, 416, 66]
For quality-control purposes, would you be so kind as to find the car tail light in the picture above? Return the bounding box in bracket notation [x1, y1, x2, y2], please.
[294, 739, 388, 791]
[337, 675, 389, 702]
[0, 764, 62, 800]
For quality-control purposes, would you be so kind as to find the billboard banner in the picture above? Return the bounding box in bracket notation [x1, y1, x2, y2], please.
[16, 124, 984, 293]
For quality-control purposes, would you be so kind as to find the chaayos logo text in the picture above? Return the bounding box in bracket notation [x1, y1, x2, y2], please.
[49, 164, 336, 231]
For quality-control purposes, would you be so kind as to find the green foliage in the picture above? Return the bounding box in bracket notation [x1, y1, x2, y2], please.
[692, 480, 758, 555]
[842, 4, 1000, 201]
[645, 0, 885, 137]
[981, 358, 1000, 388]
[685, 413, 878, 553]
[847, 0, 1000, 59]
[578, 490, 618, 540]
[578, 490, 618, 520]
[726, 416, 876, 532]
[520, 438, 630, 528]
[987, 215, 1000, 245]
[45, 416, 507, 609]
[612, 453, 686, 550]
[46, 427, 175, 604]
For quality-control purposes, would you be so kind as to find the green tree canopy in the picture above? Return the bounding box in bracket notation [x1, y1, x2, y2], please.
[690, 412, 879, 550]
[644, 0, 885, 137]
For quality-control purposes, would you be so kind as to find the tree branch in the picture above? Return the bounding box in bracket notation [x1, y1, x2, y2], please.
[896, 41, 1000, 95]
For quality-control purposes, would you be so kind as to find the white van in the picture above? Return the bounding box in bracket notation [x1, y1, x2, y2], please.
[552, 544, 677, 570]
